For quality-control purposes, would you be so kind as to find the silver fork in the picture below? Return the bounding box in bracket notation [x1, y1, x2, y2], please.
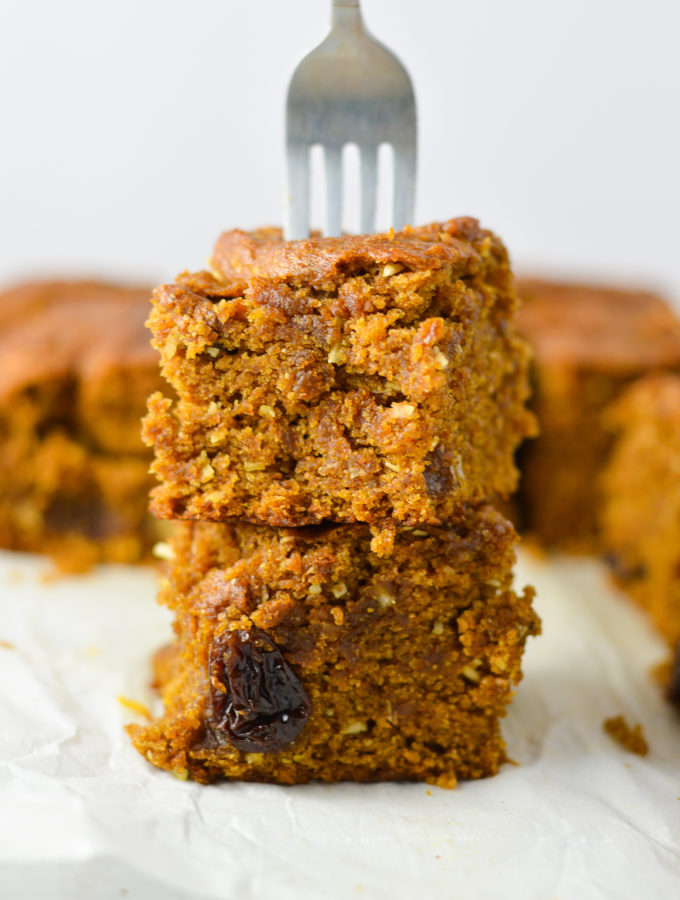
[285, 0, 417, 240]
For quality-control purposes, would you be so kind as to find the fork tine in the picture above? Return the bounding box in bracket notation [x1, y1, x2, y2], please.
[359, 144, 377, 234]
[324, 145, 343, 237]
[285, 2, 417, 239]
[392, 139, 417, 231]
[285, 142, 311, 241]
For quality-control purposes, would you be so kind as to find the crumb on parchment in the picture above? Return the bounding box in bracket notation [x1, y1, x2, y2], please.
[603, 715, 649, 756]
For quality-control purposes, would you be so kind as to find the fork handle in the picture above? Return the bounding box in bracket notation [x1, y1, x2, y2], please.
[332, 0, 361, 28]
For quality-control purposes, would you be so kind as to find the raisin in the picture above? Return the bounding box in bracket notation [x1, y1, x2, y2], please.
[209, 627, 310, 752]
[667, 642, 680, 709]
[603, 553, 647, 583]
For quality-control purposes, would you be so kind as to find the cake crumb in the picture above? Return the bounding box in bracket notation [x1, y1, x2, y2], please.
[603, 715, 649, 756]
[118, 695, 152, 720]
[152, 541, 175, 561]
[0, 640, 15, 650]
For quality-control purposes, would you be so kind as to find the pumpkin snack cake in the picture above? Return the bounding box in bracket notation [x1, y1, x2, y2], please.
[0, 280, 165, 572]
[515, 278, 680, 552]
[133, 219, 540, 786]
[600, 374, 680, 704]
[143, 218, 535, 554]
[129, 506, 539, 786]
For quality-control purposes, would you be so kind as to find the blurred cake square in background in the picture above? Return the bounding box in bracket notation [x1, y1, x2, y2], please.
[600, 373, 680, 704]
[514, 278, 680, 552]
[0, 280, 166, 573]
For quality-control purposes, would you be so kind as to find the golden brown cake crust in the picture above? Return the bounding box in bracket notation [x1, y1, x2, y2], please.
[129, 506, 539, 786]
[0, 279, 164, 571]
[212, 219, 489, 292]
[515, 279, 680, 551]
[144, 219, 535, 552]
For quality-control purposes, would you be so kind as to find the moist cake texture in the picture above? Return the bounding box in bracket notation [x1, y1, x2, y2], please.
[0, 280, 165, 571]
[144, 219, 535, 553]
[600, 374, 680, 700]
[515, 278, 680, 551]
[129, 506, 539, 786]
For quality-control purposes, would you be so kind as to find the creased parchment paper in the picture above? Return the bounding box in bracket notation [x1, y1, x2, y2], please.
[0, 548, 678, 900]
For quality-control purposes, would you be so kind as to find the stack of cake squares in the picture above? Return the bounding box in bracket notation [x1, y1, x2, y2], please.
[129, 218, 540, 787]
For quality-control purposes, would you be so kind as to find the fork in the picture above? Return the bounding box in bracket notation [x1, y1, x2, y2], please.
[285, 0, 417, 240]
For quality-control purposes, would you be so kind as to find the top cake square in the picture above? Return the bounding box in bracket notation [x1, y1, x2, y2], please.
[144, 218, 534, 550]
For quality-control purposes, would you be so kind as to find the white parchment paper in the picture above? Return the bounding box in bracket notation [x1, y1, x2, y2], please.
[0, 548, 678, 900]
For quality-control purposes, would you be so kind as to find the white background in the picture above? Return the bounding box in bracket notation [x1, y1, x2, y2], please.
[1, 7, 680, 895]
[1, 0, 679, 298]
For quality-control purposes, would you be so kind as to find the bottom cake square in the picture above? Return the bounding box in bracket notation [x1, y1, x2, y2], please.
[129, 507, 539, 787]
